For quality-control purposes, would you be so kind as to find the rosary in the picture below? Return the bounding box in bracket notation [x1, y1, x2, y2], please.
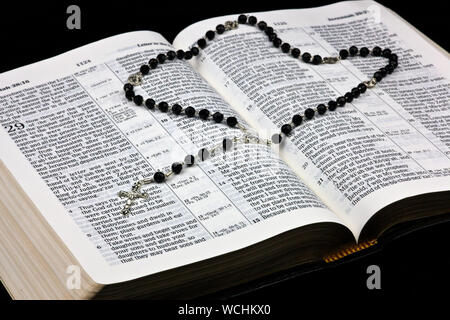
[118, 14, 399, 215]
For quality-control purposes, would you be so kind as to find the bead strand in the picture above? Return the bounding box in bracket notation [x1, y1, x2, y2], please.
[233, 15, 398, 144]
[119, 13, 399, 215]
[125, 93, 241, 130]
[272, 45, 398, 144]
[118, 132, 270, 215]
[124, 14, 398, 145]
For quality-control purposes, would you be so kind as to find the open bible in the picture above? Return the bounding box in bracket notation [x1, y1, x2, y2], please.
[0, 0, 449, 299]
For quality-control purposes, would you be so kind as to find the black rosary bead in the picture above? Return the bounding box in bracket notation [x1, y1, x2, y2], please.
[317, 104, 327, 115]
[185, 106, 196, 117]
[304, 108, 315, 119]
[149, 58, 158, 69]
[389, 53, 398, 62]
[312, 55, 322, 65]
[372, 46, 382, 56]
[184, 51, 193, 60]
[339, 49, 349, 60]
[184, 155, 195, 166]
[238, 14, 247, 24]
[273, 38, 282, 48]
[197, 38, 207, 49]
[291, 48, 301, 58]
[158, 101, 169, 112]
[258, 21, 267, 30]
[302, 52, 311, 63]
[190, 47, 200, 56]
[268, 33, 277, 42]
[216, 24, 225, 34]
[172, 104, 182, 115]
[153, 171, 165, 183]
[374, 70, 384, 81]
[379, 67, 387, 77]
[281, 124, 292, 135]
[360, 47, 369, 57]
[205, 30, 215, 40]
[344, 92, 353, 102]
[328, 100, 338, 111]
[157, 53, 167, 63]
[349, 45, 358, 56]
[373, 71, 383, 82]
[171, 162, 183, 174]
[125, 89, 135, 101]
[199, 109, 210, 120]
[248, 16, 257, 25]
[390, 60, 398, 69]
[382, 48, 392, 58]
[281, 43, 291, 53]
[133, 95, 143, 106]
[167, 50, 176, 60]
[123, 83, 133, 92]
[385, 64, 394, 74]
[328, 100, 337, 111]
[140, 64, 150, 75]
[358, 83, 367, 93]
[292, 114, 303, 126]
[226, 116, 238, 127]
[271, 133, 282, 144]
[145, 98, 155, 109]
[337, 96, 346, 106]
[351, 87, 360, 98]
[264, 26, 274, 36]
[223, 138, 233, 151]
[212, 112, 224, 123]
[176, 50, 185, 59]
[198, 148, 210, 161]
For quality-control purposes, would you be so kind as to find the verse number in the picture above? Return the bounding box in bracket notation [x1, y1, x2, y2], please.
[4, 122, 25, 133]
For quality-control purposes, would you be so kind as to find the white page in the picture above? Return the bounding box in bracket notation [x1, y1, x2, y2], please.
[0, 31, 344, 284]
[174, 0, 450, 239]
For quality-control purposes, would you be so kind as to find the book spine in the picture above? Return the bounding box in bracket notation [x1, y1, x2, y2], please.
[323, 239, 378, 263]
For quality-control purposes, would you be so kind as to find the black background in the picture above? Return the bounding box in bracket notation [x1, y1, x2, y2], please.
[1, 0, 449, 305]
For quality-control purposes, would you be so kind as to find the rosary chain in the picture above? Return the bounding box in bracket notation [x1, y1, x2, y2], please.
[118, 131, 269, 215]
[119, 14, 399, 215]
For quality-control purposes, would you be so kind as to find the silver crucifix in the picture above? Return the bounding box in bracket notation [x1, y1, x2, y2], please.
[118, 180, 150, 215]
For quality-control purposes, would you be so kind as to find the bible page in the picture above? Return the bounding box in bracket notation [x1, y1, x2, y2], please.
[0, 31, 344, 284]
[173, 0, 450, 239]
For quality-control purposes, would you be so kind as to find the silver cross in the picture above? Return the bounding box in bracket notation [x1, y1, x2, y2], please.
[118, 187, 149, 215]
